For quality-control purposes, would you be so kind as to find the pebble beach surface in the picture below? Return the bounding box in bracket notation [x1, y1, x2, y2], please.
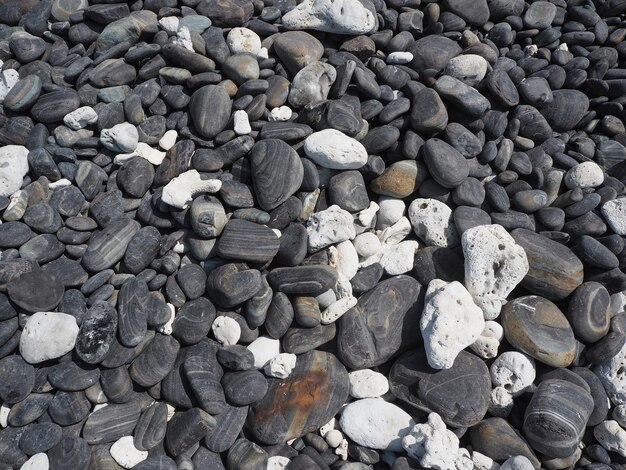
[2, 0, 626, 469]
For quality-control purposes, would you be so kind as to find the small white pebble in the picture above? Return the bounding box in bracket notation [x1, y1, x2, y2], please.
[353, 232, 381, 258]
[226, 27, 262, 55]
[157, 304, 175, 335]
[325, 430, 343, 448]
[0, 403, 9, 428]
[386, 51, 413, 64]
[110, 436, 148, 469]
[166, 404, 176, 421]
[269, 106, 293, 122]
[267, 456, 290, 470]
[348, 369, 389, 398]
[319, 418, 336, 437]
[48, 178, 71, 189]
[212, 316, 241, 345]
[264, 353, 296, 378]
[233, 110, 252, 135]
[159, 129, 178, 150]
[158, 16, 179, 34]
[247, 336, 280, 369]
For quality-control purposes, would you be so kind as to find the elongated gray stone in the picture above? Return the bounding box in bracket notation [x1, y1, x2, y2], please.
[83, 402, 141, 444]
[82, 217, 141, 272]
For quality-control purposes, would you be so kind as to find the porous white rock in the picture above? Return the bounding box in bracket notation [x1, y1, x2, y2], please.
[319, 418, 336, 437]
[376, 196, 405, 229]
[386, 52, 413, 64]
[325, 430, 344, 448]
[0, 69, 19, 103]
[264, 353, 296, 378]
[470, 321, 504, 359]
[307, 205, 356, 252]
[20, 453, 49, 470]
[267, 456, 290, 470]
[110, 435, 149, 469]
[330, 240, 359, 280]
[377, 240, 419, 275]
[357, 201, 379, 227]
[340, 398, 415, 451]
[349, 369, 389, 398]
[444, 54, 489, 87]
[0, 145, 29, 197]
[48, 179, 71, 189]
[159, 129, 177, 150]
[421, 280, 485, 369]
[63, 106, 98, 130]
[353, 232, 382, 258]
[489, 386, 514, 418]
[282, 0, 377, 35]
[408, 198, 460, 248]
[564, 161, 605, 189]
[594, 420, 626, 457]
[472, 451, 500, 470]
[226, 27, 262, 55]
[602, 198, 626, 236]
[595, 341, 626, 404]
[233, 110, 251, 135]
[161, 170, 222, 209]
[321, 296, 357, 324]
[490, 351, 536, 396]
[336, 438, 348, 460]
[100, 122, 139, 153]
[500, 456, 535, 470]
[334, 272, 353, 300]
[158, 16, 179, 33]
[462, 224, 529, 320]
[247, 336, 280, 369]
[20, 312, 79, 364]
[269, 106, 293, 122]
[402, 412, 460, 470]
[115, 142, 166, 166]
[614, 404, 626, 428]
[378, 216, 412, 245]
[172, 26, 194, 51]
[212, 315, 241, 345]
[612, 291, 626, 317]
[0, 403, 9, 427]
[304, 129, 368, 170]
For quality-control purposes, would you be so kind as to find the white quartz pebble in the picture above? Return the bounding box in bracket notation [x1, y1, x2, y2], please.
[212, 315, 241, 345]
[247, 336, 280, 369]
[349, 369, 389, 398]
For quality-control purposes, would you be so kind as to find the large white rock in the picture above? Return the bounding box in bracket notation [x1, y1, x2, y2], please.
[0, 69, 19, 103]
[421, 280, 485, 369]
[564, 161, 604, 189]
[110, 436, 149, 468]
[602, 198, 626, 236]
[0, 145, 29, 197]
[100, 122, 139, 153]
[20, 312, 79, 364]
[161, 170, 222, 209]
[226, 27, 262, 55]
[594, 420, 626, 457]
[490, 351, 536, 397]
[595, 341, 626, 404]
[63, 106, 98, 130]
[376, 196, 406, 229]
[340, 398, 415, 451]
[443, 54, 489, 87]
[408, 198, 460, 248]
[282, 0, 377, 35]
[462, 224, 529, 320]
[349, 369, 389, 398]
[304, 129, 368, 170]
[247, 336, 280, 369]
[307, 205, 356, 252]
[402, 412, 461, 470]
[20, 453, 49, 470]
[377, 240, 419, 275]
[264, 353, 296, 378]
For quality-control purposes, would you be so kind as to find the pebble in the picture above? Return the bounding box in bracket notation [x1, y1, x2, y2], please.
[371, 160, 425, 198]
[567, 282, 611, 343]
[19, 312, 79, 364]
[264, 353, 297, 379]
[110, 436, 148, 469]
[304, 129, 368, 170]
[601, 198, 626, 235]
[0, 146, 29, 198]
[408, 198, 459, 248]
[282, 0, 377, 35]
[190, 85, 232, 139]
[212, 316, 241, 346]
[307, 205, 356, 252]
[402, 412, 461, 470]
[422, 138, 469, 189]
[443, 54, 489, 87]
[8, 271, 64, 312]
[100, 122, 139, 153]
[490, 351, 536, 397]
[348, 369, 389, 399]
[594, 420, 626, 457]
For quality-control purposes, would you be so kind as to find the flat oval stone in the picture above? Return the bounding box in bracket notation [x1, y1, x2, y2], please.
[410, 88, 448, 134]
[268, 265, 338, 296]
[19, 234, 64, 264]
[190, 85, 232, 139]
[422, 138, 469, 189]
[571, 367, 609, 427]
[47, 361, 99, 391]
[502, 295, 577, 368]
[216, 219, 280, 264]
[18, 422, 62, 455]
[165, 408, 216, 458]
[8, 271, 64, 312]
[273, 31, 324, 75]
[222, 370, 268, 406]
[337, 275, 421, 369]
[82, 217, 141, 272]
[370, 160, 427, 198]
[172, 297, 216, 346]
[227, 439, 268, 470]
[48, 391, 91, 426]
[0, 355, 35, 404]
[251, 139, 304, 211]
[129, 333, 180, 388]
[567, 282, 610, 344]
[248, 350, 349, 444]
[511, 228, 584, 300]
[134, 402, 168, 451]
[206, 264, 263, 308]
[410, 35, 462, 74]
[83, 402, 141, 445]
[470, 418, 540, 468]
[123, 226, 161, 275]
[8, 393, 53, 427]
[389, 349, 490, 428]
[4, 75, 42, 113]
[31, 89, 81, 124]
[204, 403, 248, 453]
[184, 341, 227, 414]
[117, 278, 149, 347]
[540, 89, 589, 133]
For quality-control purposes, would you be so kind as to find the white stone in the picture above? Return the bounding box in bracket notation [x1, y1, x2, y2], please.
[264, 353, 296, 378]
[357, 201, 379, 227]
[267, 456, 290, 470]
[462, 224, 529, 320]
[490, 351, 536, 396]
[564, 161, 605, 189]
[63, 106, 98, 130]
[258, 47, 269, 59]
[0, 145, 29, 197]
[166, 404, 176, 421]
[159, 16, 179, 33]
[307, 205, 356, 252]
[269, 106, 293, 122]
[602, 198, 626, 236]
[470, 321, 504, 359]
[443, 54, 489, 87]
[100, 122, 139, 153]
[330, 240, 359, 280]
[0, 403, 9, 428]
[304, 129, 368, 169]
[386, 52, 413, 64]
[282, 0, 377, 35]
[334, 272, 353, 300]
[340, 398, 415, 451]
[595, 341, 626, 404]
[408, 198, 460, 248]
[500, 456, 535, 470]
[227, 27, 262, 55]
[349, 369, 389, 398]
[612, 291, 626, 317]
[159, 129, 177, 150]
[319, 418, 336, 437]
[173, 26, 194, 51]
[353, 232, 381, 258]
[421, 280, 485, 370]
[402, 412, 460, 470]
[457, 448, 473, 470]
[161, 170, 222, 209]
[472, 451, 500, 470]
[20, 312, 79, 364]
[595, 420, 626, 457]
[316, 289, 337, 310]
[115, 142, 166, 166]
[20, 453, 49, 470]
[48, 179, 71, 189]
[336, 438, 348, 460]
[0, 69, 19, 103]
[524, 44, 538, 56]
[247, 336, 280, 369]
[377, 240, 419, 275]
[325, 430, 343, 448]
[233, 110, 251, 135]
[110, 436, 149, 469]
[157, 303, 175, 335]
[212, 315, 241, 345]
[320, 296, 357, 324]
[378, 216, 412, 245]
[376, 196, 405, 229]
[489, 386, 514, 418]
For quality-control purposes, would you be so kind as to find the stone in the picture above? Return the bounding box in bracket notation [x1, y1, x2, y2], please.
[0, 145, 29, 197]
[8, 271, 64, 313]
[282, 0, 377, 35]
[161, 170, 222, 210]
[31, 89, 81, 123]
[421, 279, 484, 369]
[410, 88, 448, 135]
[304, 129, 368, 170]
[3, 75, 42, 113]
[524, 1, 557, 28]
[0, 355, 34, 404]
[206, 264, 263, 308]
[540, 89, 589, 133]
[594, 420, 626, 457]
[567, 282, 610, 344]
[462, 224, 529, 320]
[227, 439, 268, 470]
[601, 198, 626, 235]
[83, 402, 141, 445]
[63, 106, 98, 130]
[222, 370, 268, 405]
[247, 336, 280, 369]
[212, 316, 241, 346]
[110, 436, 148, 469]
[19, 312, 79, 364]
[216, 219, 280, 263]
[443, 54, 489, 86]
[100, 122, 139, 153]
[190, 85, 232, 139]
[307, 205, 356, 252]
[74, 302, 117, 364]
[564, 162, 605, 189]
[402, 412, 462, 470]
[129, 334, 180, 387]
[288, 62, 336, 108]
[434, 75, 490, 117]
[490, 351, 536, 397]
[273, 31, 323, 75]
[594, 341, 626, 404]
[371, 160, 426, 198]
[408, 198, 459, 248]
[83, 218, 141, 272]
[423, 138, 469, 189]
[248, 350, 349, 444]
[227, 27, 261, 55]
[502, 296, 577, 368]
[470, 418, 540, 468]
[340, 398, 415, 451]
[348, 369, 389, 398]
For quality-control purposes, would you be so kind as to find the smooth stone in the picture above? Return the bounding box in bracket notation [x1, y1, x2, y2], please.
[390, 349, 490, 428]
[371, 160, 427, 198]
[575, 234, 619, 270]
[8, 271, 63, 312]
[222, 370, 268, 405]
[281, 0, 377, 35]
[434, 75, 490, 117]
[524, 1, 556, 29]
[288, 62, 336, 108]
[117, 278, 149, 347]
[83, 402, 142, 445]
[409, 35, 462, 75]
[189, 85, 231, 139]
[47, 361, 99, 391]
[443, 54, 488, 86]
[571, 367, 609, 426]
[90, 59, 136, 88]
[206, 264, 262, 308]
[0, 146, 29, 198]
[117, 157, 155, 198]
[20, 312, 78, 364]
[217, 345, 255, 371]
[337, 275, 421, 369]
[41, 256, 88, 288]
[3, 75, 42, 112]
[470, 418, 540, 468]
[48, 391, 91, 426]
[268, 265, 338, 296]
[205, 404, 248, 453]
[172, 297, 216, 345]
[19, 423, 61, 455]
[518, 77, 553, 107]
[8, 393, 53, 427]
[273, 31, 324, 75]
[0, 355, 34, 403]
[30, 90, 81, 124]
[422, 138, 469, 189]
[567, 282, 611, 343]
[22, 204, 62, 233]
[588, 331, 626, 364]
[502, 295, 577, 368]
[216, 219, 280, 263]
[123, 226, 162, 275]
[540, 89, 589, 133]
[227, 439, 268, 470]
[47, 436, 91, 469]
[184, 341, 227, 414]
[443, 0, 489, 25]
[82, 217, 141, 272]
[248, 350, 349, 444]
[511, 228, 584, 300]
[486, 70, 519, 107]
[303, 129, 368, 170]
[165, 408, 216, 457]
[129, 334, 180, 387]
[133, 403, 167, 451]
